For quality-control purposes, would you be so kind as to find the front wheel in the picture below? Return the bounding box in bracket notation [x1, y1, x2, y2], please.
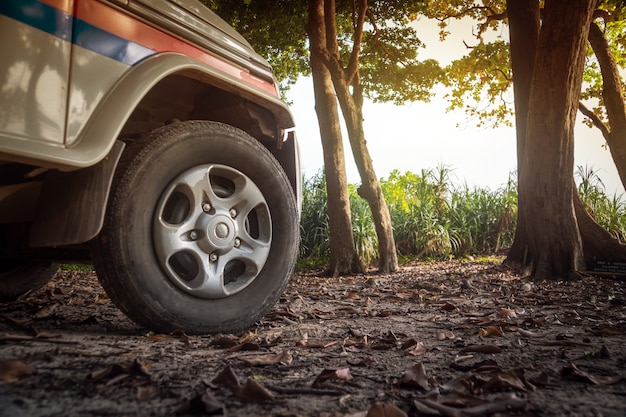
[91, 121, 299, 334]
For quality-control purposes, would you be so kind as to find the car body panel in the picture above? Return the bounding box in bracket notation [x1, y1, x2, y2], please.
[0, 11, 70, 147]
[0, 0, 295, 170]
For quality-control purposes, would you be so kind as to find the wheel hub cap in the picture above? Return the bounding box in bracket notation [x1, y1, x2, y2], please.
[152, 164, 272, 300]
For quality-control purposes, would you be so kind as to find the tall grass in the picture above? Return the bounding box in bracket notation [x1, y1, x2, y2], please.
[576, 165, 626, 242]
[298, 166, 624, 265]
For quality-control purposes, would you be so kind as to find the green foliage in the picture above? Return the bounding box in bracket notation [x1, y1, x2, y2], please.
[299, 166, 625, 265]
[299, 167, 518, 265]
[206, 0, 443, 105]
[348, 185, 378, 264]
[202, 0, 310, 93]
[299, 171, 330, 262]
[576, 165, 626, 242]
[443, 40, 513, 127]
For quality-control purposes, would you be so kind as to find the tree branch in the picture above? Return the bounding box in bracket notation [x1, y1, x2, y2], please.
[578, 101, 611, 140]
[345, 0, 367, 84]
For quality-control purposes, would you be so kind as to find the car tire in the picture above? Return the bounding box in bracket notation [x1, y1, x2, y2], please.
[91, 121, 298, 334]
[0, 263, 58, 301]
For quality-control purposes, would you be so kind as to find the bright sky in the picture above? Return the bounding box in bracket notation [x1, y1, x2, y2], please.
[285, 17, 625, 196]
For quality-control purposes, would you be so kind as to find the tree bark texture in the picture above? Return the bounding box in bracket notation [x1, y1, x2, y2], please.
[307, 0, 364, 276]
[519, 0, 597, 279]
[504, 0, 540, 266]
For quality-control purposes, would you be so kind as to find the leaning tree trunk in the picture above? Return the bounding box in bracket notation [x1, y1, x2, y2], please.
[587, 21, 626, 187]
[307, 0, 364, 276]
[320, 0, 398, 273]
[335, 79, 399, 273]
[519, 0, 597, 279]
[504, 0, 540, 267]
[572, 22, 626, 266]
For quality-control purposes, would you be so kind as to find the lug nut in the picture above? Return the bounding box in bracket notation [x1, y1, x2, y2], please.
[189, 230, 198, 240]
[209, 253, 218, 262]
[202, 203, 212, 213]
[229, 208, 237, 218]
[234, 238, 241, 248]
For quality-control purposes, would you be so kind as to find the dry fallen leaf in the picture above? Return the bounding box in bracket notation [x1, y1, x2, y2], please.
[478, 326, 504, 337]
[88, 358, 151, 385]
[238, 350, 293, 366]
[33, 303, 59, 319]
[366, 402, 408, 417]
[440, 302, 457, 311]
[561, 362, 623, 385]
[398, 363, 430, 391]
[234, 378, 275, 402]
[436, 330, 455, 340]
[179, 389, 225, 415]
[312, 367, 353, 388]
[458, 344, 502, 354]
[414, 393, 526, 416]
[0, 360, 34, 382]
[211, 365, 240, 390]
[408, 341, 428, 356]
[136, 386, 158, 402]
[497, 307, 517, 318]
[476, 370, 529, 393]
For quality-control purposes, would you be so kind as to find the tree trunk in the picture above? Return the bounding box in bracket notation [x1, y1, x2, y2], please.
[321, 0, 398, 273]
[587, 21, 626, 187]
[335, 79, 399, 273]
[307, 0, 364, 276]
[504, 0, 540, 266]
[519, 0, 597, 279]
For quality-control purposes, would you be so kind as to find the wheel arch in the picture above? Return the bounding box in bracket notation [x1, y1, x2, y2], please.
[28, 52, 300, 248]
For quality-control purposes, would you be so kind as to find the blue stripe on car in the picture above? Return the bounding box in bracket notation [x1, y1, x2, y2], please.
[0, 0, 155, 66]
[73, 19, 154, 66]
[0, 0, 72, 40]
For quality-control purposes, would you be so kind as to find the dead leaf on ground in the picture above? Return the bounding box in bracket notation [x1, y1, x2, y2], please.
[234, 379, 275, 402]
[458, 344, 502, 354]
[312, 367, 353, 388]
[137, 386, 159, 402]
[436, 330, 455, 340]
[407, 341, 428, 356]
[497, 307, 517, 318]
[211, 365, 240, 390]
[440, 302, 457, 312]
[366, 402, 408, 417]
[478, 326, 504, 337]
[237, 350, 293, 366]
[475, 370, 529, 393]
[450, 359, 500, 373]
[209, 334, 239, 348]
[397, 363, 430, 391]
[561, 362, 623, 385]
[518, 328, 543, 338]
[178, 389, 225, 415]
[88, 358, 151, 385]
[414, 393, 526, 417]
[227, 342, 261, 352]
[33, 303, 59, 319]
[0, 360, 34, 382]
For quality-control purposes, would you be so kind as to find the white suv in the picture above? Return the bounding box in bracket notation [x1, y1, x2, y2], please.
[0, 0, 300, 334]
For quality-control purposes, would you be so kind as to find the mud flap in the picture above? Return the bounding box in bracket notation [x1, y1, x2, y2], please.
[29, 141, 125, 247]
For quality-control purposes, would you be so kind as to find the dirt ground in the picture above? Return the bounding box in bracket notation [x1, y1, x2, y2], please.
[0, 258, 625, 417]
